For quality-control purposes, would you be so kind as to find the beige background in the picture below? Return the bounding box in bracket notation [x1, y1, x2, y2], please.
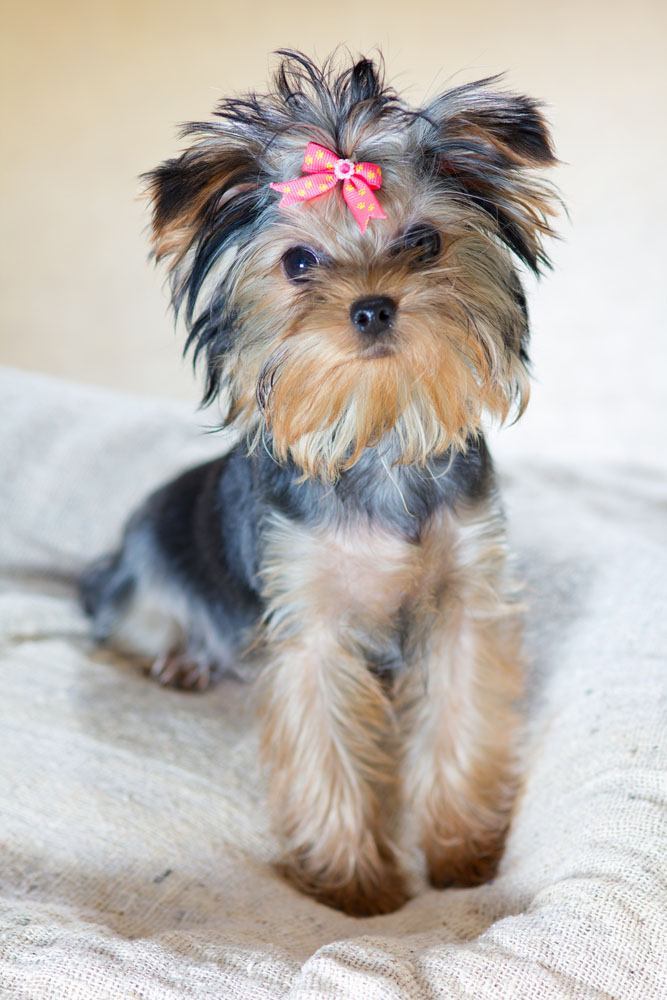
[1, 0, 665, 467]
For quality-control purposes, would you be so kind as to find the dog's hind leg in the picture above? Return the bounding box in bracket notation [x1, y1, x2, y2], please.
[80, 455, 261, 689]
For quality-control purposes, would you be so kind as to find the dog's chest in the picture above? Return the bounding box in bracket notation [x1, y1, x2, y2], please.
[260, 511, 442, 639]
[314, 522, 420, 621]
[256, 441, 488, 635]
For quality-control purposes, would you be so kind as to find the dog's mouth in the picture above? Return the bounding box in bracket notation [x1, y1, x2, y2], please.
[358, 342, 395, 360]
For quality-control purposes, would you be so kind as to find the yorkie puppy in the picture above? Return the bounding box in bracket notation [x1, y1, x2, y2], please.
[82, 51, 558, 916]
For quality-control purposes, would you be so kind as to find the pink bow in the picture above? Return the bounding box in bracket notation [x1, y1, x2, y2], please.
[270, 142, 387, 233]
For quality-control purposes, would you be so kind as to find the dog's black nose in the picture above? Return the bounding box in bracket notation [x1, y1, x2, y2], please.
[350, 296, 397, 336]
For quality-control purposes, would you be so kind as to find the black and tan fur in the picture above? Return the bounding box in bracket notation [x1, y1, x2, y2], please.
[81, 51, 558, 916]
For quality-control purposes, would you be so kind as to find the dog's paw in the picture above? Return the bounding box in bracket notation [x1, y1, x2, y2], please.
[315, 874, 410, 917]
[426, 834, 505, 889]
[148, 650, 213, 691]
[278, 858, 410, 917]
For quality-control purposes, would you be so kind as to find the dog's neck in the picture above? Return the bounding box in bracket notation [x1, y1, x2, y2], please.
[254, 432, 493, 541]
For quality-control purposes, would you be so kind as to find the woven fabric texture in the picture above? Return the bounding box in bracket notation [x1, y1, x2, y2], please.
[0, 367, 665, 999]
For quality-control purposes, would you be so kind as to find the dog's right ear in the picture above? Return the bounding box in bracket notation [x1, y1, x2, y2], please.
[143, 127, 269, 407]
[143, 129, 264, 298]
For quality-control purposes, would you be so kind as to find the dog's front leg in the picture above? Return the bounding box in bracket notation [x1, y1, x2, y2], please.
[259, 628, 407, 916]
[257, 517, 409, 917]
[400, 501, 524, 888]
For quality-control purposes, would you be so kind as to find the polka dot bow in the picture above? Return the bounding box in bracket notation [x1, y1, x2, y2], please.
[270, 142, 387, 233]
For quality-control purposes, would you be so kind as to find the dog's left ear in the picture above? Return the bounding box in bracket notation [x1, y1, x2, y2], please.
[421, 78, 559, 272]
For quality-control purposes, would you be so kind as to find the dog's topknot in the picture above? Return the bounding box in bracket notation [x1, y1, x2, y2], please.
[210, 49, 401, 148]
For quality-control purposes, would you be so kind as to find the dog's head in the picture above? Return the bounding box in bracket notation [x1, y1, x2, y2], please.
[146, 50, 558, 479]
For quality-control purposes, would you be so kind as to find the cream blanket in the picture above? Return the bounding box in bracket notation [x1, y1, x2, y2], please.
[0, 367, 665, 999]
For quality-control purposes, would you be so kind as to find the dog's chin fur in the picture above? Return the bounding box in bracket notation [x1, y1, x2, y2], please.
[244, 335, 528, 481]
[82, 50, 560, 916]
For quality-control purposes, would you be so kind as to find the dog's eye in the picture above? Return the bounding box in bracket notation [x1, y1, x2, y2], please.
[282, 246, 319, 281]
[401, 224, 441, 265]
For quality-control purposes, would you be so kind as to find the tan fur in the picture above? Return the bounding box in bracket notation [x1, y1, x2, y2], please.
[147, 148, 257, 267]
[254, 499, 522, 914]
[257, 514, 419, 915]
[397, 500, 523, 887]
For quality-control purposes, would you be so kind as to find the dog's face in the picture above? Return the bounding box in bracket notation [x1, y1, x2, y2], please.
[147, 52, 557, 479]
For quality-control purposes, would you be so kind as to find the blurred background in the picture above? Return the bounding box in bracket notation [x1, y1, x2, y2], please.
[1, 0, 665, 468]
